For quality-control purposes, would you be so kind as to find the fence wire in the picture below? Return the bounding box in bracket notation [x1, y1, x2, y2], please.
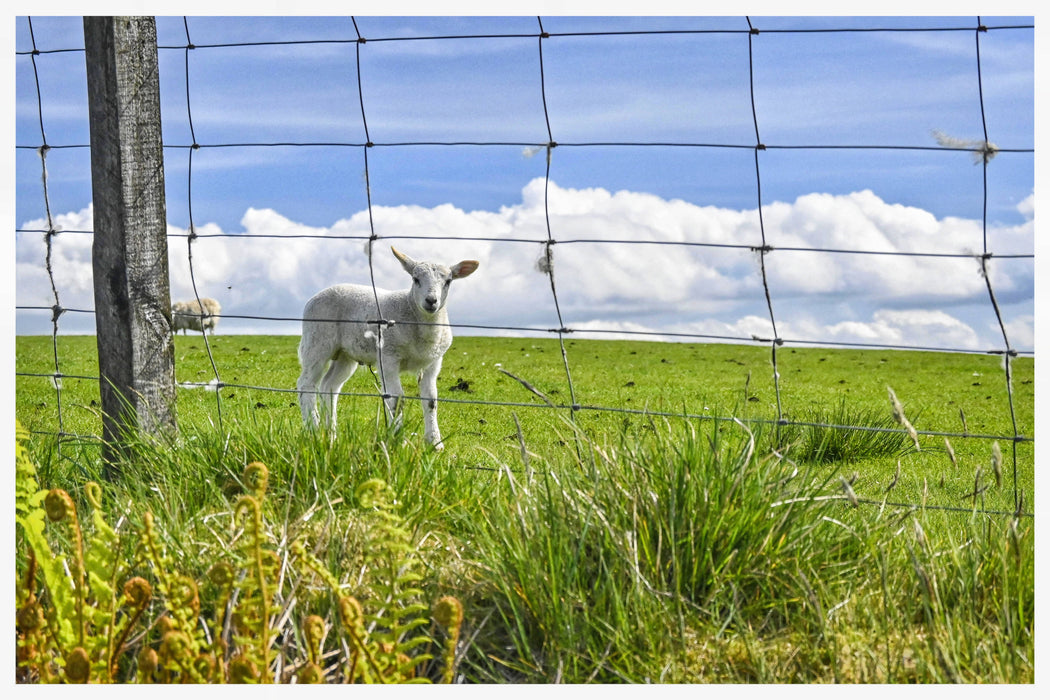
[21, 17, 70, 465]
[15, 16, 1035, 519]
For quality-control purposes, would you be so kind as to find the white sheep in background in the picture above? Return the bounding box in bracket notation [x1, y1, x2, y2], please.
[171, 297, 221, 334]
[297, 247, 479, 449]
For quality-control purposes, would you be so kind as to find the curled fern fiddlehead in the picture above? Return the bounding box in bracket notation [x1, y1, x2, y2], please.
[244, 461, 269, 499]
[433, 596, 464, 683]
[44, 489, 73, 523]
[111, 577, 152, 678]
[228, 654, 260, 683]
[136, 646, 158, 684]
[64, 646, 91, 683]
[299, 614, 327, 683]
[123, 577, 152, 608]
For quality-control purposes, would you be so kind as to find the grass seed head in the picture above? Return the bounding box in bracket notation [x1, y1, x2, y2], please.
[912, 517, 928, 552]
[888, 386, 904, 422]
[944, 438, 958, 469]
[840, 476, 859, 507]
[885, 461, 901, 493]
[887, 386, 921, 451]
[991, 441, 1003, 487]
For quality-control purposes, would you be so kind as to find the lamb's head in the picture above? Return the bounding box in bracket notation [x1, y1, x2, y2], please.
[392, 247, 479, 315]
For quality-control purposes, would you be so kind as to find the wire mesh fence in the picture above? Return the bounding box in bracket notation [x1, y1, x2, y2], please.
[14, 15, 1034, 518]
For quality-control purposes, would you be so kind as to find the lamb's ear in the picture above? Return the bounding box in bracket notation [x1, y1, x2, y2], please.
[450, 260, 479, 279]
[391, 247, 417, 273]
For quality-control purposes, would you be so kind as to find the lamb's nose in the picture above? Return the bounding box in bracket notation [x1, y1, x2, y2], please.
[425, 296, 438, 308]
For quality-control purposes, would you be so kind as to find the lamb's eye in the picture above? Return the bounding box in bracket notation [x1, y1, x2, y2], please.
[414, 278, 421, 286]
[444, 279, 452, 287]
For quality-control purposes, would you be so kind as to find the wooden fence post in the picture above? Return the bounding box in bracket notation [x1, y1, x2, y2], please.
[84, 16, 176, 474]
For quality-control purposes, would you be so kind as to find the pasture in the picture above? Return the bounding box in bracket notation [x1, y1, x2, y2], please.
[14, 334, 1035, 683]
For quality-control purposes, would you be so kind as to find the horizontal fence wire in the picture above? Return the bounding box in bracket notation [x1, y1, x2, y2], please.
[13, 225, 1037, 263]
[15, 16, 1034, 519]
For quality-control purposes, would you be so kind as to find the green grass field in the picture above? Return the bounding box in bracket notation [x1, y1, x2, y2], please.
[14, 333, 1035, 683]
[17, 333, 1034, 514]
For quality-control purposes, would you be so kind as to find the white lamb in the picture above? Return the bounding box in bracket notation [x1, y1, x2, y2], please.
[297, 247, 479, 449]
[171, 297, 221, 334]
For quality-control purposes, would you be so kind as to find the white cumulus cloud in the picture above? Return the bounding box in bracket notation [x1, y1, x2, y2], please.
[16, 180, 1033, 353]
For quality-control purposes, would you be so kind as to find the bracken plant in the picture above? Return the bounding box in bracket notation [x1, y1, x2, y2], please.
[14, 422, 463, 684]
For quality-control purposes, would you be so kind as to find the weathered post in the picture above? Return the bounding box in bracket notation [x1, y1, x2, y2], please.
[84, 16, 176, 475]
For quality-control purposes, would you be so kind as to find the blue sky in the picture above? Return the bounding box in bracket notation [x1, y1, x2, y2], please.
[12, 12, 1036, 353]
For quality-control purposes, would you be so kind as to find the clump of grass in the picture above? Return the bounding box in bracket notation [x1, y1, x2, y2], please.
[448, 414, 1032, 683]
[454, 416, 858, 681]
[777, 398, 916, 465]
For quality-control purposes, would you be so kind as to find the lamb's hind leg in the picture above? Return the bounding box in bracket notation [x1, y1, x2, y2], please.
[297, 331, 334, 427]
[318, 353, 358, 432]
[297, 357, 328, 427]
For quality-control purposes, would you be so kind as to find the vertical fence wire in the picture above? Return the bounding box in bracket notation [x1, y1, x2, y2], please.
[178, 16, 225, 434]
[24, 17, 68, 461]
[352, 18, 397, 426]
[971, 18, 1022, 514]
[536, 17, 583, 436]
[744, 18, 786, 439]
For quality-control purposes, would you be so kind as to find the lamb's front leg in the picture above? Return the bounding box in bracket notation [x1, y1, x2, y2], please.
[378, 352, 405, 433]
[419, 358, 443, 449]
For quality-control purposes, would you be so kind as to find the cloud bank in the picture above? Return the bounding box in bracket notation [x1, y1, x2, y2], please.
[16, 179, 1033, 352]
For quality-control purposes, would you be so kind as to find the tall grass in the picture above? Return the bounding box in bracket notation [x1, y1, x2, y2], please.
[456, 418, 835, 681]
[15, 404, 1033, 683]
